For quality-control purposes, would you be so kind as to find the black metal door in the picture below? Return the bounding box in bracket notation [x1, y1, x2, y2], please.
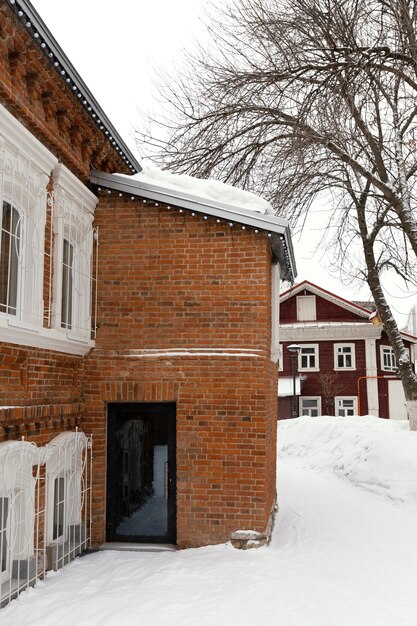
[106, 402, 176, 543]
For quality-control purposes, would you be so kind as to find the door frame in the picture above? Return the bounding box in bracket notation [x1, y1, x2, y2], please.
[106, 401, 176, 544]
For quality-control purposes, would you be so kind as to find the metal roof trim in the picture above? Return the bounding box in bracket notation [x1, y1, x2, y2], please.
[8, 0, 142, 173]
[90, 169, 297, 282]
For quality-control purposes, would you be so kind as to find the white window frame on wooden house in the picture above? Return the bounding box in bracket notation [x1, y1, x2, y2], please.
[299, 396, 321, 417]
[51, 164, 97, 344]
[334, 343, 356, 370]
[299, 344, 319, 371]
[380, 346, 397, 372]
[296, 295, 316, 321]
[335, 396, 358, 416]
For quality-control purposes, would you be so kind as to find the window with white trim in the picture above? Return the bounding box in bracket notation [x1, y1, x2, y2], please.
[299, 344, 319, 370]
[46, 431, 88, 548]
[334, 343, 356, 370]
[380, 346, 397, 372]
[0, 440, 40, 591]
[335, 397, 357, 416]
[297, 295, 316, 321]
[300, 397, 321, 417]
[0, 106, 52, 327]
[0, 104, 97, 355]
[52, 164, 96, 342]
[0, 203, 20, 315]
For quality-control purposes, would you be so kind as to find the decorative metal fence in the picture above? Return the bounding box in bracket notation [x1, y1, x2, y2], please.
[0, 429, 92, 607]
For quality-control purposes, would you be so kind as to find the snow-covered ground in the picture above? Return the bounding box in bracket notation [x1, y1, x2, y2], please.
[3, 415, 417, 626]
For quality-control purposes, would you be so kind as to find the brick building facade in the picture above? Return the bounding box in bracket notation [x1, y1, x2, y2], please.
[0, 0, 296, 596]
[279, 281, 416, 420]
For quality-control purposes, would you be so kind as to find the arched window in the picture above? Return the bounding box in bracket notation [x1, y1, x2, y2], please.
[0, 440, 41, 598]
[0, 202, 21, 316]
[45, 431, 91, 570]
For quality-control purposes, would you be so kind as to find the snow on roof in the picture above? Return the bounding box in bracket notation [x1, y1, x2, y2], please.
[118, 168, 275, 216]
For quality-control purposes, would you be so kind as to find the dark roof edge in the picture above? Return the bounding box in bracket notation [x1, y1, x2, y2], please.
[9, 0, 141, 173]
[90, 169, 297, 282]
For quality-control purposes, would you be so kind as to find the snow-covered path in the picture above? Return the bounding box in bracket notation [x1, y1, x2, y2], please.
[3, 417, 417, 625]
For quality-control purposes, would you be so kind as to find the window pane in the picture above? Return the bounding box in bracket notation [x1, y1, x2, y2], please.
[0, 202, 20, 315]
[53, 476, 66, 540]
[61, 239, 74, 329]
[0, 497, 9, 574]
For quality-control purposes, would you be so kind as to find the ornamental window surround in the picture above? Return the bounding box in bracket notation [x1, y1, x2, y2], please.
[0, 103, 97, 355]
[52, 164, 97, 342]
[0, 104, 54, 331]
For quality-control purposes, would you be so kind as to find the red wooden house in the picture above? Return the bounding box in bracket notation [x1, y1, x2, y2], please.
[279, 281, 417, 420]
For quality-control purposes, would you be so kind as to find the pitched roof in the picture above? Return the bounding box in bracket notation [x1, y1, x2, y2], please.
[280, 280, 417, 343]
[280, 280, 371, 318]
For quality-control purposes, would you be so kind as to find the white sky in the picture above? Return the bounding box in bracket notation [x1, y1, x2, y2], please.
[30, 0, 417, 328]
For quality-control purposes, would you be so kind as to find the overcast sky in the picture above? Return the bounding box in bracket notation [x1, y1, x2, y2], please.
[30, 0, 417, 327]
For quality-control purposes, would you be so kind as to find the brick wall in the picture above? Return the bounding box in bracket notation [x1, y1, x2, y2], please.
[83, 195, 278, 547]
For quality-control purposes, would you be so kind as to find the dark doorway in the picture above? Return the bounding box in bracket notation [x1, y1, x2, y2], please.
[106, 402, 176, 544]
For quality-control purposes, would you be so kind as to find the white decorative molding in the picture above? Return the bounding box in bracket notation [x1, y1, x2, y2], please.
[280, 323, 382, 342]
[0, 103, 58, 175]
[0, 317, 94, 355]
[365, 338, 379, 416]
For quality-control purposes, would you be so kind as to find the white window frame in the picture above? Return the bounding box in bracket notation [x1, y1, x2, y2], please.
[52, 164, 97, 343]
[0, 104, 54, 329]
[334, 343, 356, 370]
[299, 344, 319, 371]
[0, 104, 96, 355]
[296, 295, 316, 321]
[335, 396, 358, 417]
[380, 346, 397, 372]
[299, 396, 321, 417]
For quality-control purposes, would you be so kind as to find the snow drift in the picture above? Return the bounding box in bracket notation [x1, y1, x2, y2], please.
[278, 415, 417, 505]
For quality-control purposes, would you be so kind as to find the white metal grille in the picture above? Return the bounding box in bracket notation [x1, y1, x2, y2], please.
[0, 140, 49, 326]
[0, 430, 92, 608]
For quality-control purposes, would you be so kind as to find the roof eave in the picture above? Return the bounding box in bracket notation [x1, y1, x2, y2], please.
[90, 169, 297, 282]
[10, 0, 141, 174]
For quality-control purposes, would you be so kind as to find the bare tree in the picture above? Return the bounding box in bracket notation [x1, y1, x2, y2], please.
[139, 0, 417, 429]
[319, 372, 345, 415]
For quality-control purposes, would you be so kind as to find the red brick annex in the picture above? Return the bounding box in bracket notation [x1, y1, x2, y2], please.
[0, 0, 296, 603]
